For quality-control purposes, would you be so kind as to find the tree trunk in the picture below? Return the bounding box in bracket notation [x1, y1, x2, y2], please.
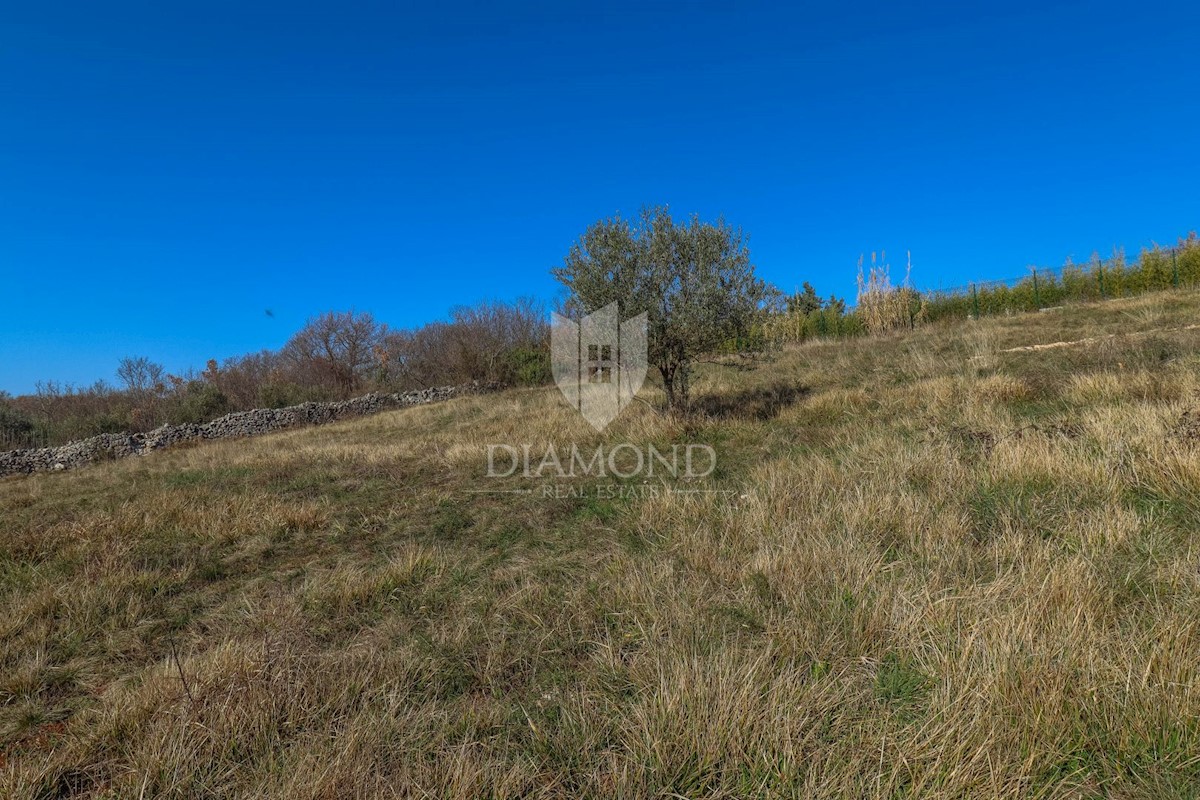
[660, 359, 693, 412]
[676, 361, 690, 411]
[659, 364, 676, 410]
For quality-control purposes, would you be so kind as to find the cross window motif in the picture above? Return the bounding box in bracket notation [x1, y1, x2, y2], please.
[587, 343, 613, 383]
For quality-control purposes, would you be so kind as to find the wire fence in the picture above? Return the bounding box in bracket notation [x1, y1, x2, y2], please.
[919, 236, 1200, 321]
[766, 235, 1200, 344]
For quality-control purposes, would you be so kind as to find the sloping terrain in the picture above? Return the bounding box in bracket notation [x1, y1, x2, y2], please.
[4, 292, 1200, 798]
[0, 386, 465, 477]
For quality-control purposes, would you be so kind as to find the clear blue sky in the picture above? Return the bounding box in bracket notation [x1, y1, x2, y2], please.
[2, 1, 1197, 394]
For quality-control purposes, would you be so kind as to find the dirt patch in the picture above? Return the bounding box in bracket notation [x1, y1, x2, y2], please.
[937, 421, 1083, 458]
[692, 381, 809, 421]
[971, 323, 1200, 359]
[1171, 410, 1200, 445]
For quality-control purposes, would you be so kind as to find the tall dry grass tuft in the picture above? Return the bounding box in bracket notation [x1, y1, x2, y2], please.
[856, 250, 926, 334]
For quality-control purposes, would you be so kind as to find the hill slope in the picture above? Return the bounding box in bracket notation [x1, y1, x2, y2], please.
[5, 292, 1200, 798]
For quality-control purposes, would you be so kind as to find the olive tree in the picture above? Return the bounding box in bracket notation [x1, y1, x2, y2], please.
[553, 206, 775, 410]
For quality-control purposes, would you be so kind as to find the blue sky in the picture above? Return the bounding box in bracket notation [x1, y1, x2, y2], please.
[2, 0, 1197, 394]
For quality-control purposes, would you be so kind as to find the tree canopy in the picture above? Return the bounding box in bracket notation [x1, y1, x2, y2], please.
[553, 206, 775, 410]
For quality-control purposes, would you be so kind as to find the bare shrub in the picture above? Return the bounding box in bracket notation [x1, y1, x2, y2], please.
[282, 310, 386, 396]
[384, 298, 549, 389]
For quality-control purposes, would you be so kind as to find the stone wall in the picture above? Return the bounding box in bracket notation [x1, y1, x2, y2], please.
[0, 384, 483, 478]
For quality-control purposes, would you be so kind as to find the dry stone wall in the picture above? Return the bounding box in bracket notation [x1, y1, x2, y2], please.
[0, 384, 483, 478]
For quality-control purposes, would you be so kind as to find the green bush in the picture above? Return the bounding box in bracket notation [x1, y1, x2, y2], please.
[171, 381, 231, 424]
[765, 306, 865, 344]
[501, 346, 551, 387]
[54, 411, 131, 442]
[0, 402, 45, 449]
[257, 381, 331, 409]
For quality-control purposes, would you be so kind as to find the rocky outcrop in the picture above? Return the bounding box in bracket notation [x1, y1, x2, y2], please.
[0, 384, 487, 478]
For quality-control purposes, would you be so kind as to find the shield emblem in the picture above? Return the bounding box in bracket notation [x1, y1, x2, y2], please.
[551, 302, 648, 431]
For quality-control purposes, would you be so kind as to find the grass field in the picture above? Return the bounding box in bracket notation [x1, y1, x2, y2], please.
[5, 291, 1200, 798]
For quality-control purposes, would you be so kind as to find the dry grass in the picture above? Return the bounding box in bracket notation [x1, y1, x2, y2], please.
[856, 251, 926, 335]
[5, 292, 1200, 797]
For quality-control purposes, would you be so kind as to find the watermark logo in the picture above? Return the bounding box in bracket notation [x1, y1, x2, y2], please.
[552, 302, 648, 431]
[470, 302, 730, 501]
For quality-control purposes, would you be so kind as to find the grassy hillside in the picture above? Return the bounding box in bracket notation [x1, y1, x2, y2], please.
[5, 292, 1200, 798]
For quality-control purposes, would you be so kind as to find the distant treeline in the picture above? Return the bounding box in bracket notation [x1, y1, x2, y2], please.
[0, 299, 549, 450]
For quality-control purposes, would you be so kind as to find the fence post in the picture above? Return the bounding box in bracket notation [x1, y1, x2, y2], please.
[1032, 268, 1041, 309]
[971, 283, 979, 318]
[1173, 249, 1180, 288]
